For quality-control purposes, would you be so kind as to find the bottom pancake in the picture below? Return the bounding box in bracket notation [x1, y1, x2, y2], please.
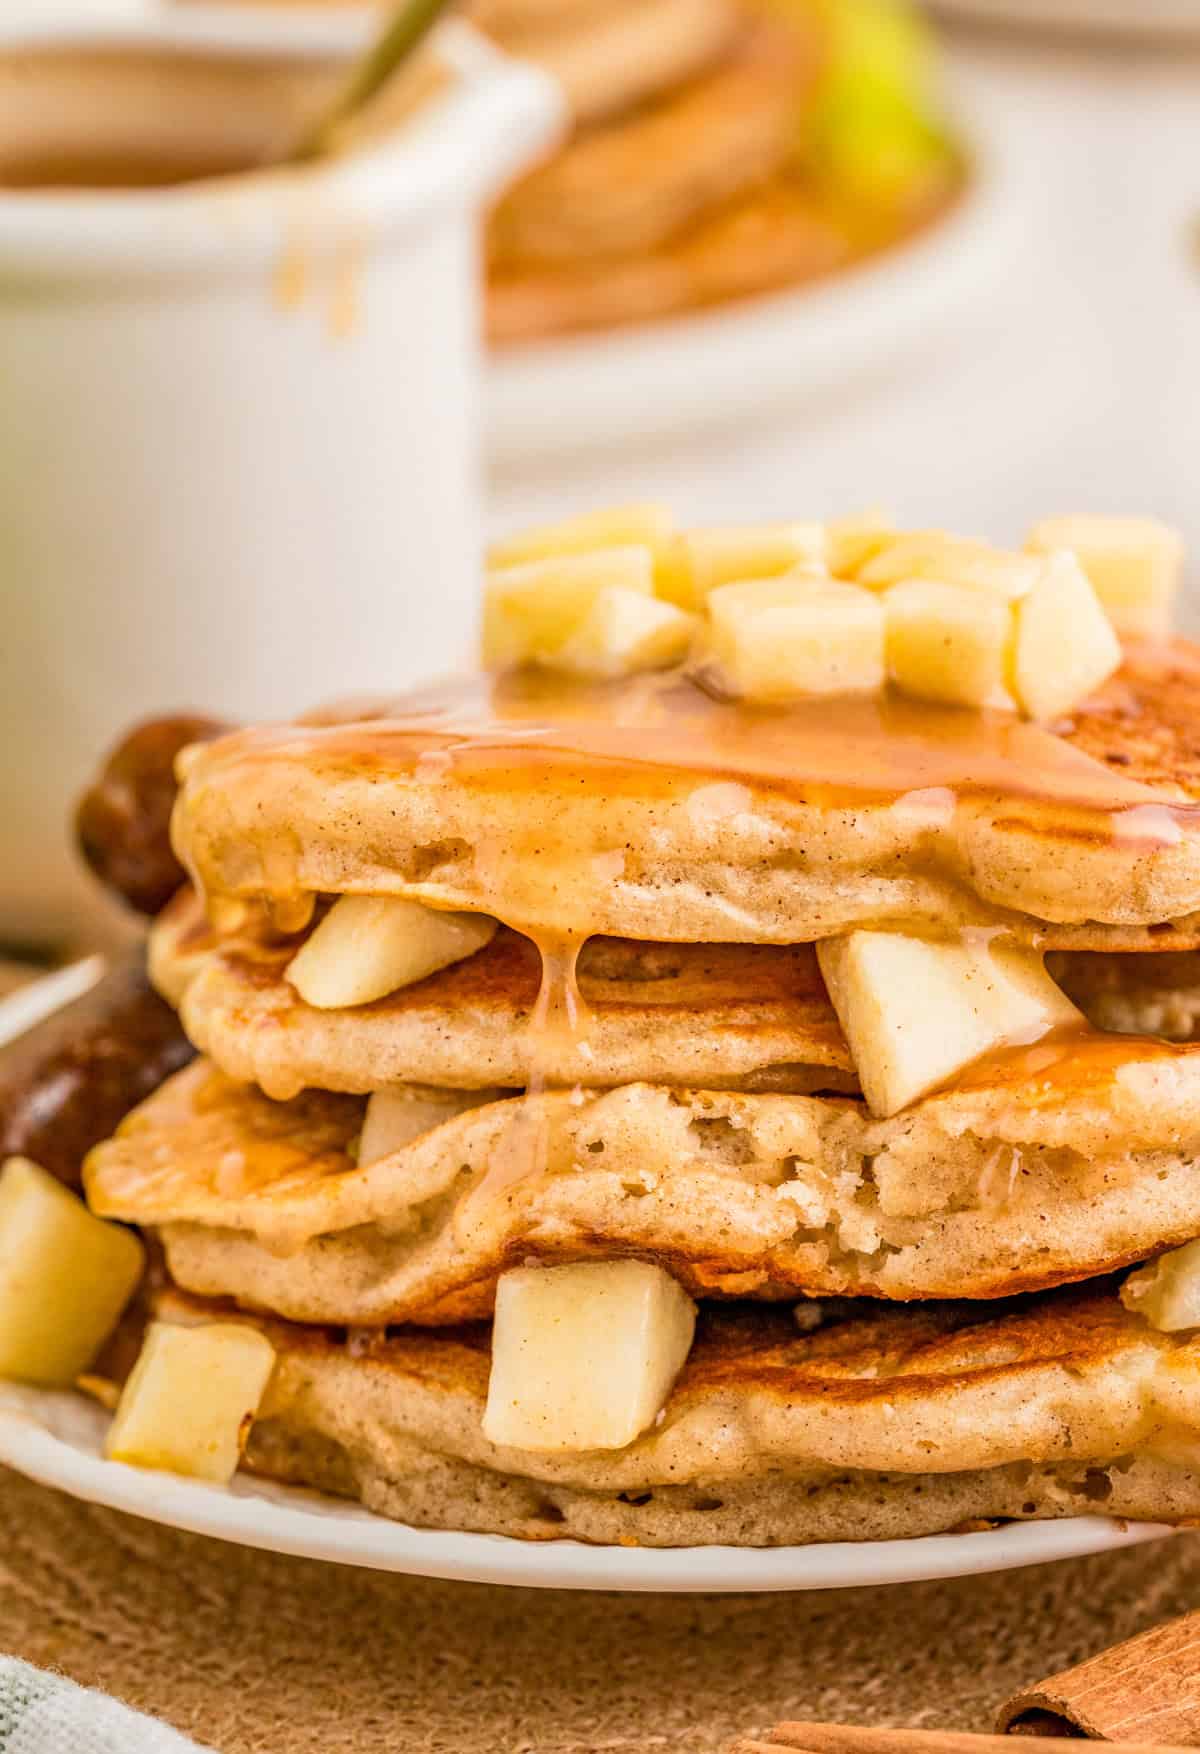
[159, 1280, 1200, 1547]
[86, 1045, 1200, 1322]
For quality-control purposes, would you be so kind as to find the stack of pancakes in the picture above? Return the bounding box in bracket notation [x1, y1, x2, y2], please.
[83, 540, 1200, 1549]
[479, 0, 959, 342]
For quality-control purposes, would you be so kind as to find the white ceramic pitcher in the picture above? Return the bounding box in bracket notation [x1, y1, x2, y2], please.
[0, 11, 561, 943]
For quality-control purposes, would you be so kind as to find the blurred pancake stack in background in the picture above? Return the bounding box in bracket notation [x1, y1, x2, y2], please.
[478, 0, 963, 341]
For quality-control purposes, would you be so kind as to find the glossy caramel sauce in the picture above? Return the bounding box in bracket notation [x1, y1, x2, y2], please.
[292, 668, 1179, 813]
[948, 1020, 1194, 1097]
[181, 665, 1200, 1219]
[456, 926, 596, 1232]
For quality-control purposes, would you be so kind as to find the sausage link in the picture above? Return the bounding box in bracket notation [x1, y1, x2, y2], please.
[0, 950, 194, 1190]
[76, 714, 225, 916]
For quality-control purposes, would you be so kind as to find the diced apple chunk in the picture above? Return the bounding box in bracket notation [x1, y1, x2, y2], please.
[0, 1156, 144, 1386]
[707, 575, 885, 703]
[287, 896, 497, 1010]
[358, 1087, 507, 1166]
[482, 1261, 696, 1453]
[816, 932, 1082, 1117]
[1011, 550, 1122, 722]
[826, 511, 893, 578]
[487, 504, 674, 571]
[1122, 1241, 1200, 1331]
[105, 1321, 275, 1484]
[861, 532, 1039, 600]
[484, 548, 655, 668]
[552, 587, 696, 679]
[884, 579, 1014, 709]
[660, 523, 828, 612]
[1025, 515, 1183, 639]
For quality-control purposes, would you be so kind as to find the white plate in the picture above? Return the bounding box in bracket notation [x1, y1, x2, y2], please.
[0, 955, 104, 1039]
[0, 1381, 1172, 1591]
[930, 0, 1200, 37]
[0, 968, 1174, 1590]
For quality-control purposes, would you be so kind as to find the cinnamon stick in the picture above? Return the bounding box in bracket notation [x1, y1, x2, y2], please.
[997, 1612, 1200, 1743]
[729, 1727, 1200, 1754]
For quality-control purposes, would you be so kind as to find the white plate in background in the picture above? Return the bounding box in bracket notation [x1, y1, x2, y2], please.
[929, 0, 1200, 38]
[0, 968, 1174, 1591]
[487, 112, 1020, 468]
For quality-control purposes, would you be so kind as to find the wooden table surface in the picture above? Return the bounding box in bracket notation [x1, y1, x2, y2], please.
[0, 1461, 1195, 1754]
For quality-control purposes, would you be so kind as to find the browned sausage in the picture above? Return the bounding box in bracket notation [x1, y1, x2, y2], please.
[75, 714, 225, 916]
[0, 950, 194, 1190]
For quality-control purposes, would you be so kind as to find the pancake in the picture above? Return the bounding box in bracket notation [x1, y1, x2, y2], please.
[85, 1046, 1200, 1321]
[171, 647, 1200, 950]
[487, 172, 856, 344]
[151, 890, 1200, 1100]
[476, 0, 742, 129]
[488, 23, 808, 268]
[150, 893, 855, 1099]
[158, 1279, 1200, 1546]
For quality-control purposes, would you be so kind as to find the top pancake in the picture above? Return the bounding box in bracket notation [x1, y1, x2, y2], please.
[173, 645, 1200, 948]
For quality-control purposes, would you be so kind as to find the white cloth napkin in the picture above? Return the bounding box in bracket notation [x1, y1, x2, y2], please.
[0, 1657, 213, 1753]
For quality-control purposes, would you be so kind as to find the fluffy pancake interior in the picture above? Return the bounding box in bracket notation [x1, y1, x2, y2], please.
[85, 1043, 1200, 1321]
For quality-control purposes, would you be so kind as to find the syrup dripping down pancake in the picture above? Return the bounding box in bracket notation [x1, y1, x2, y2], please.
[155, 1277, 1200, 1547]
[170, 645, 1200, 951]
[86, 1045, 1200, 1321]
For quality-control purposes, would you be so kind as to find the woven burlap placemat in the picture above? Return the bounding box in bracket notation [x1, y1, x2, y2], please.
[0, 1465, 1195, 1754]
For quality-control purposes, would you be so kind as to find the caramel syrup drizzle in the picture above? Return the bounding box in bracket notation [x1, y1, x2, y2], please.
[454, 928, 595, 1238]
[178, 665, 1200, 1220]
